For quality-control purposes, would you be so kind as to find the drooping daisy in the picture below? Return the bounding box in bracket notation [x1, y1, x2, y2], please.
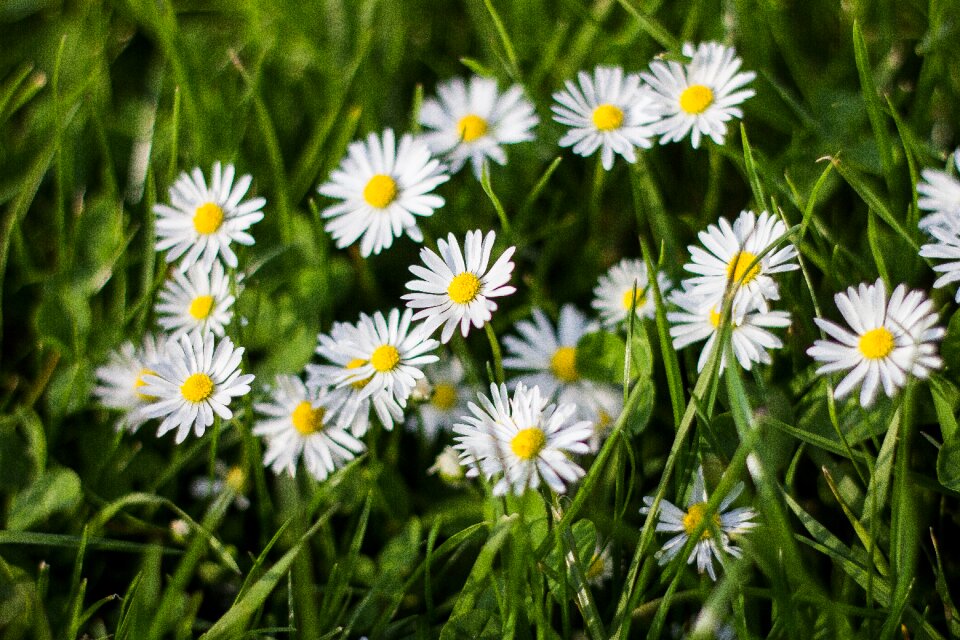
[592, 258, 672, 328]
[419, 76, 539, 178]
[155, 261, 236, 337]
[414, 356, 472, 439]
[551, 66, 661, 171]
[93, 333, 167, 432]
[453, 382, 592, 496]
[640, 466, 758, 581]
[918, 150, 960, 231]
[140, 331, 254, 443]
[682, 210, 798, 313]
[154, 162, 265, 271]
[402, 229, 516, 343]
[668, 289, 791, 372]
[919, 221, 960, 301]
[319, 129, 450, 257]
[253, 375, 365, 481]
[806, 279, 944, 407]
[642, 41, 756, 148]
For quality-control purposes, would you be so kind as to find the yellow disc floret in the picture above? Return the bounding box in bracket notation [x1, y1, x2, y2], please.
[592, 103, 624, 131]
[621, 288, 646, 312]
[346, 358, 370, 389]
[585, 554, 607, 581]
[181, 372, 214, 403]
[858, 327, 895, 360]
[135, 368, 158, 401]
[371, 345, 401, 373]
[225, 466, 247, 492]
[679, 84, 714, 115]
[510, 427, 547, 460]
[291, 400, 325, 435]
[363, 174, 398, 209]
[682, 502, 721, 539]
[431, 383, 458, 410]
[550, 346, 579, 383]
[448, 272, 482, 304]
[193, 202, 224, 234]
[457, 114, 488, 142]
[188, 295, 215, 320]
[726, 251, 761, 285]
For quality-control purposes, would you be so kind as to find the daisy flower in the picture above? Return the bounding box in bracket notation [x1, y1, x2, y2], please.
[155, 261, 236, 337]
[428, 445, 466, 485]
[190, 461, 251, 510]
[551, 66, 661, 171]
[642, 41, 756, 148]
[140, 331, 254, 443]
[154, 162, 265, 271]
[93, 333, 167, 432]
[917, 150, 960, 231]
[592, 258, 672, 328]
[318, 129, 450, 257]
[254, 375, 365, 481]
[806, 279, 944, 407]
[668, 289, 791, 372]
[919, 221, 960, 301]
[640, 466, 758, 581]
[453, 382, 592, 496]
[584, 543, 613, 586]
[414, 356, 472, 439]
[560, 382, 623, 453]
[419, 76, 538, 178]
[402, 229, 516, 343]
[682, 210, 798, 313]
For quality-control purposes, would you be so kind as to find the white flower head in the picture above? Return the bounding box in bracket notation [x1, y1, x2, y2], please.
[807, 279, 944, 408]
[551, 66, 661, 170]
[319, 129, 450, 257]
[920, 221, 960, 301]
[560, 382, 623, 453]
[414, 356, 472, 440]
[428, 445, 466, 485]
[642, 42, 756, 148]
[154, 162, 265, 271]
[140, 331, 254, 443]
[917, 150, 960, 231]
[592, 258, 672, 328]
[453, 382, 592, 496]
[419, 76, 538, 178]
[93, 333, 168, 432]
[402, 229, 516, 343]
[155, 261, 236, 337]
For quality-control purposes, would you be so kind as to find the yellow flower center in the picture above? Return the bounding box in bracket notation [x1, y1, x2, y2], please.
[858, 327, 895, 360]
[371, 345, 401, 373]
[225, 466, 246, 492]
[726, 251, 761, 285]
[585, 553, 606, 580]
[431, 382, 458, 410]
[621, 288, 646, 311]
[510, 427, 546, 460]
[291, 400, 325, 435]
[457, 114, 488, 142]
[193, 202, 224, 234]
[188, 295, 215, 320]
[447, 272, 482, 304]
[550, 346, 579, 383]
[134, 368, 158, 401]
[346, 358, 370, 389]
[592, 103, 624, 131]
[180, 372, 214, 403]
[679, 84, 714, 115]
[363, 174, 398, 209]
[709, 308, 722, 328]
[682, 502, 722, 539]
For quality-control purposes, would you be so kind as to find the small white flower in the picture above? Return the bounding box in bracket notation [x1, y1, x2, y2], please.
[453, 382, 592, 496]
[154, 162, 265, 271]
[319, 129, 450, 257]
[419, 76, 538, 178]
[415, 356, 472, 439]
[155, 261, 236, 337]
[561, 382, 622, 453]
[920, 221, 960, 301]
[551, 66, 660, 171]
[140, 332, 254, 443]
[918, 150, 960, 231]
[254, 375, 365, 481]
[592, 258, 672, 328]
[93, 333, 167, 432]
[402, 229, 516, 343]
[190, 461, 251, 510]
[641, 466, 758, 581]
[807, 279, 944, 407]
[642, 42, 756, 148]
[428, 445, 466, 484]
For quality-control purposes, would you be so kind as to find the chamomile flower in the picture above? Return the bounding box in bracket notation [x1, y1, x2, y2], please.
[551, 66, 660, 171]
[682, 210, 798, 313]
[806, 279, 944, 407]
[668, 289, 791, 372]
[140, 332, 254, 443]
[920, 221, 960, 301]
[93, 333, 167, 432]
[419, 76, 538, 178]
[415, 356, 471, 439]
[154, 162, 265, 271]
[319, 129, 450, 257]
[640, 466, 758, 581]
[592, 258, 672, 328]
[155, 261, 236, 337]
[254, 375, 364, 481]
[642, 42, 756, 148]
[453, 382, 592, 495]
[918, 150, 960, 231]
[402, 229, 516, 343]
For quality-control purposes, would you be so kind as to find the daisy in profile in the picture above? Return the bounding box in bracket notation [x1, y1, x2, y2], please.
[402, 229, 516, 343]
[668, 289, 791, 372]
[419, 76, 538, 178]
[919, 221, 960, 301]
[592, 258, 672, 328]
[642, 41, 756, 148]
[640, 466, 758, 581]
[319, 129, 449, 257]
[154, 162, 265, 270]
[93, 333, 167, 432]
[155, 261, 236, 337]
[453, 382, 592, 495]
[414, 356, 472, 439]
[917, 149, 960, 231]
[807, 279, 944, 407]
[254, 375, 365, 481]
[682, 210, 798, 313]
[551, 66, 660, 170]
[140, 331, 254, 443]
